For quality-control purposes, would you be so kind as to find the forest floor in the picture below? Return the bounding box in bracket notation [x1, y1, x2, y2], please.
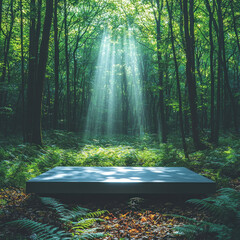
[0, 131, 240, 239]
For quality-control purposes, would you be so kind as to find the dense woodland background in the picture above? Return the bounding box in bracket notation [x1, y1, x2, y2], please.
[0, 1, 240, 239]
[0, 0, 239, 150]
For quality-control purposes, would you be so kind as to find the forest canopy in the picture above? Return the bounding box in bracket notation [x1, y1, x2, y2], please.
[0, 0, 239, 151]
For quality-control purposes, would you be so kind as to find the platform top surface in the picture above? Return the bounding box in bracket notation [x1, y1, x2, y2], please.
[28, 167, 214, 183]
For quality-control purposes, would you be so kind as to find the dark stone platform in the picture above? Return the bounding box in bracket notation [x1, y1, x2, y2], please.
[26, 167, 216, 195]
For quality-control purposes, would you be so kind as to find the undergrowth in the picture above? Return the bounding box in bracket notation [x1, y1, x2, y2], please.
[173, 188, 240, 240]
[0, 131, 239, 189]
[0, 131, 240, 239]
[1, 196, 107, 239]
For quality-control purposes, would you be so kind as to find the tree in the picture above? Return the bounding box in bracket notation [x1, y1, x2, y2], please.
[26, 0, 53, 145]
[216, 0, 238, 133]
[0, 0, 14, 108]
[53, 0, 59, 129]
[64, 0, 71, 131]
[20, 0, 25, 140]
[150, 0, 167, 143]
[166, 0, 188, 158]
[183, 0, 205, 150]
[204, 0, 215, 142]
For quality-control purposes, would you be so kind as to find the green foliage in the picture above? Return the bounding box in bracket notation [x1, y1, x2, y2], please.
[174, 218, 231, 240]
[2, 197, 107, 240]
[155, 143, 187, 167]
[124, 150, 138, 166]
[1, 133, 240, 189]
[173, 188, 240, 240]
[7, 161, 29, 187]
[0, 161, 7, 187]
[40, 197, 90, 222]
[5, 219, 71, 240]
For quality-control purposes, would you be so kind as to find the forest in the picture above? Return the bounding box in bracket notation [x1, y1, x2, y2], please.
[0, 0, 240, 239]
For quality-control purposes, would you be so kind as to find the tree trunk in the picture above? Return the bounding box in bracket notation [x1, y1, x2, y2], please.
[156, 0, 167, 143]
[204, 0, 215, 142]
[26, 0, 35, 142]
[230, 1, 240, 54]
[217, 0, 238, 132]
[64, 0, 71, 131]
[166, 0, 188, 159]
[53, 0, 59, 129]
[0, 0, 2, 38]
[73, 49, 78, 131]
[183, 0, 205, 150]
[26, 0, 53, 145]
[122, 64, 128, 135]
[20, 0, 25, 141]
[0, 0, 14, 107]
[31, 0, 53, 145]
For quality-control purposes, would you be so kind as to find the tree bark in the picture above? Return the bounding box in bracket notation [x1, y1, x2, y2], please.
[204, 0, 215, 142]
[73, 44, 78, 131]
[166, 0, 188, 159]
[26, 0, 53, 145]
[20, 0, 25, 141]
[0, 0, 2, 37]
[31, 0, 53, 145]
[0, 0, 14, 107]
[64, 0, 71, 131]
[53, 0, 59, 129]
[26, 0, 37, 142]
[155, 0, 167, 143]
[217, 0, 238, 132]
[183, 0, 205, 150]
[230, 1, 240, 54]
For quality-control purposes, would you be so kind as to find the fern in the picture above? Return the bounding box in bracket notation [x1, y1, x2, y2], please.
[6, 219, 71, 240]
[72, 218, 100, 230]
[173, 188, 240, 240]
[40, 197, 107, 239]
[174, 224, 205, 239]
[187, 188, 240, 224]
[3, 197, 107, 240]
[174, 222, 232, 240]
[40, 197, 89, 222]
[77, 232, 106, 240]
[85, 209, 108, 219]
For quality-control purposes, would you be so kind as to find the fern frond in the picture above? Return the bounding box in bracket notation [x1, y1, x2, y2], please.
[207, 223, 232, 240]
[173, 188, 240, 240]
[218, 188, 240, 197]
[72, 206, 90, 213]
[174, 220, 232, 240]
[6, 218, 71, 240]
[72, 218, 102, 230]
[169, 214, 199, 223]
[218, 188, 240, 206]
[174, 224, 202, 236]
[187, 192, 239, 223]
[86, 210, 108, 218]
[78, 232, 106, 240]
[40, 197, 71, 216]
[69, 206, 90, 221]
[40, 197, 89, 222]
[187, 198, 224, 218]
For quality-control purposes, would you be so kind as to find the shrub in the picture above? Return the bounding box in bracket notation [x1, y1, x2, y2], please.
[124, 150, 138, 166]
